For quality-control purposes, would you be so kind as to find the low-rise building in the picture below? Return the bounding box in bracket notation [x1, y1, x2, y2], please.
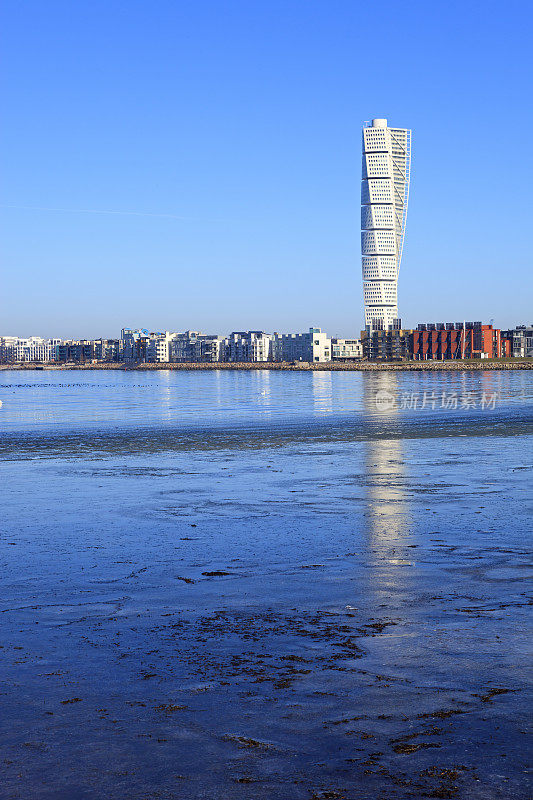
[331, 338, 362, 360]
[361, 328, 412, 361]
[170, 331, 202, 362]
[93, 339, 120, 362]
[501, 325, 533, 358]
[192, 335, 224, 362]
[121, 328, 151, 362]
[146, 332, 177, 363]
[0, 336, 19, 363]
[169, 331, 224, 363]
[57, 340, 97, 362]
[411, 322, 508, 360]
[225, 331, 273, 362]
[0, 336, 60, 363]
[272, 327, 331, 362]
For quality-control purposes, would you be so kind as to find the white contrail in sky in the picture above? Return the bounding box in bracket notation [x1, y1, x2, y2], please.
[0, 204, 192, 220]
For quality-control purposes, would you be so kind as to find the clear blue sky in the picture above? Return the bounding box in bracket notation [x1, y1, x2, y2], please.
[2, 0, 532, 338]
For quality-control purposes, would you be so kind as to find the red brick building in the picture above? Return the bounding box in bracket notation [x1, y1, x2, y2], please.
[411, 322, 509, 360]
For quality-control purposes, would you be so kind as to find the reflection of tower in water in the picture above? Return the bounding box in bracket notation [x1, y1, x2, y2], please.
[362, 372, 411, 543]
[311, 371, 333, 414]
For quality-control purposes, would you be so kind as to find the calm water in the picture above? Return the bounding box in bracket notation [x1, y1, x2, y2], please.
[0, 369, 532, 799]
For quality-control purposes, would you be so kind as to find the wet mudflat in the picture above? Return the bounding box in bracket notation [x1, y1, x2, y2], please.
[0, 370, 531, 799]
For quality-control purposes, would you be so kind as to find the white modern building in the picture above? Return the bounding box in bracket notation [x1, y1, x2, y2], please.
[272, 327, 331, 362]
[331, 338, 362, 360]
[170, 331, 224, 362]
[0, 336, 60, 363]
[225, 331, 273, 362]
[361, 118, 411, 331]
[191, 335, 224, 362]
[170, 331, 201, 362]
[146, 331, 176, 363]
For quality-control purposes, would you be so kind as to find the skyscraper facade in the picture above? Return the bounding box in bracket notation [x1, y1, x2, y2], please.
[361, 118, 411, 330]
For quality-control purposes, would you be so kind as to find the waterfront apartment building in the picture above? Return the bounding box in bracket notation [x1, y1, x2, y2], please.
[331, 338, 363, 360]
[225, 331, 273, 362]
[501, 325, 533, 358]
[121, 328, 151, 361]
[192, 335, 224, 362]
[170, 331, 224, 363]
[122, 328, 226, 363]
[56, 339, 120, 363]
[361, 322, 510, 362]
[0, 336, 19, 363]
[272, 327, 331, 362]
[94, 339, 120, 362]
[412, 322, 509, 360]
[361, 328, 413, 361]
[361, 118, 411, 332]
[170, 331, 201, 362]
[57, 340, 96, 362]
[145, 332, 176, 363]
[0, 336, 60, 363]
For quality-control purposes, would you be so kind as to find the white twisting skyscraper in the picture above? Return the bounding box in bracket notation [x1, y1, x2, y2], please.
[361, 118, 411, 330]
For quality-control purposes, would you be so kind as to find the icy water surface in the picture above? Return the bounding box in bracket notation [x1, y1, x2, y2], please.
[0, 370, 532, 799]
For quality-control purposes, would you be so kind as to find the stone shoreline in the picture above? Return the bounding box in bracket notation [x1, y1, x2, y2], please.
[1, 360, 532, 371]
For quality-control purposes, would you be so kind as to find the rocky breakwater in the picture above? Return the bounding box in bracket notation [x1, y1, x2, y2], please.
[1, 360, 532, 371]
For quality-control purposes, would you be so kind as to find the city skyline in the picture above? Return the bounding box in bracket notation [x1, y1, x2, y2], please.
[3, 321, 532, 364]
[2, 1, 532, 338]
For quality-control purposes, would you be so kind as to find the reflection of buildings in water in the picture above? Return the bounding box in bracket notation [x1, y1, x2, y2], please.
[311, 371, 333, 414]
[157, 369, 173, 422]
[361, 372, 411, 544]
[478, 369, 504, 405]
[213, 367, 224, 412]
[252, 369, 272, 415]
